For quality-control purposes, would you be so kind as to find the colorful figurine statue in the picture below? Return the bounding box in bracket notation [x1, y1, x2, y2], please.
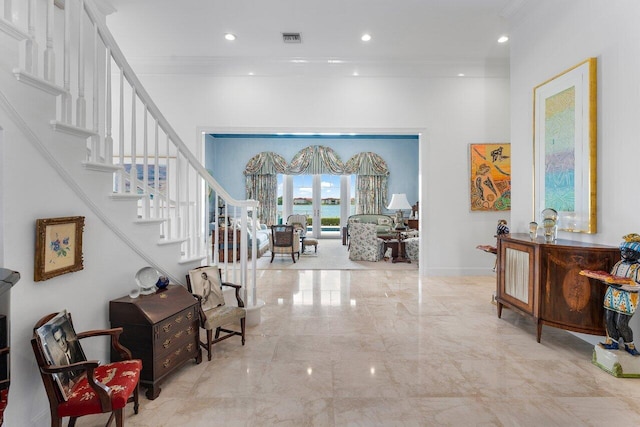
[495, 219, 509, 237]
[599, 237, 640, 356]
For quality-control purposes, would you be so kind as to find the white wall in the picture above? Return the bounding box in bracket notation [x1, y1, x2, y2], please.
[509, 0, 640, 342]
[134, 73, 511, 276]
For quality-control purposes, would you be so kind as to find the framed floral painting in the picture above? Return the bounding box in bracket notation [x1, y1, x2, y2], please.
[34, 216, 85, 282]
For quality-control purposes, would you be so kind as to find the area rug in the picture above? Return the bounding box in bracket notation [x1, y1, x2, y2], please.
[252, 238, 417, 270]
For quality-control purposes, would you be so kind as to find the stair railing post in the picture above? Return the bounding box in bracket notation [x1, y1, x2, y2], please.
[23, 0, 38, 74]
[91, 21, 100, 162]
[75, 0, 86, 128]
[61, 0, 71, 123]
[43, 0, 55, 82]
[3, 0, 11, 21]
[104, 48, 113, 165]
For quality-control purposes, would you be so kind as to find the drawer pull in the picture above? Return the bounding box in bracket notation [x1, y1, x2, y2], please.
[186, 312, 193, 320]
[175, 316, 183, 324]
[174, 348, 182, 356]
[163, 359, 171, 368]
[163, 339, 171, 348]
[187, 326, 194, 334]
[163, 323, 172, 333]
[174, 331, 184, 339]
[187, 343, 193, 352]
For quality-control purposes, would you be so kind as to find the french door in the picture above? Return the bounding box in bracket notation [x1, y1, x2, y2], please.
[289, 174, 347, 238]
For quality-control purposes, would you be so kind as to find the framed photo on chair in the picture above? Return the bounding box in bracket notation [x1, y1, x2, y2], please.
[35, 310, 86, 400]
[188, 266, 224, 311]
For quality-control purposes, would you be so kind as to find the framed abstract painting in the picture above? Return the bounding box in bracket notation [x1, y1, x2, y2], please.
[469, 143, 511, 211]
[533, 58, 597, 233]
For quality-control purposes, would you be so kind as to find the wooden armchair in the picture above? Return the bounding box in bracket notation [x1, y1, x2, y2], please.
[269, 225, 300, 263]
[186, 266, 246, 361]
[31, 312, 141, 427]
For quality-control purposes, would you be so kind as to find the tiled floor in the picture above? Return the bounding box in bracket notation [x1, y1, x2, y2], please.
[84, 271, 640, 426]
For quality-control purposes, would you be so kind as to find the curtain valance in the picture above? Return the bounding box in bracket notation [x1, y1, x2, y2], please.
[243, 152, 288, 176]
[287, 145, 345, 175]
[344, 152, 389, 176]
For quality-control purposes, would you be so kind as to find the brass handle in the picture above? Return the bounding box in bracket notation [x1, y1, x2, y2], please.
[186, 312, 193, 320]
[187, 343, 193, 352]
[174, 348, 182, 356]
[175, 316, 183, 323]
[163, 359, 171, 368]
[174, 331, 184, 339]
[187, 326, 194, 334]
[163, 339, 171, 348]
[163, 323, 172, 333]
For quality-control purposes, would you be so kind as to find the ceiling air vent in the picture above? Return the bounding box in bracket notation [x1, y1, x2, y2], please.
[282, 32, 302, 43]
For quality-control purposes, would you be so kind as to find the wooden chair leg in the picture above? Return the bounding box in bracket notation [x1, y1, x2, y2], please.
[133, 382, 140, 414]
[291, 252, 296, 263]
[270, 252, 275, 263]
[114, 408, 124, 427]
[241, 318, 246, 345]
[206, 328, 213, 361]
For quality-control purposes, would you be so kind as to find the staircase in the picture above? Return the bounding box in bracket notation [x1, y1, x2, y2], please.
[0, 0, 259, 305]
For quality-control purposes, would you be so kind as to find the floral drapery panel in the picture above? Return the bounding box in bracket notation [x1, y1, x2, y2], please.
[355, 175, 389, 214]
[345, 152, 389, 214]
[244, 152, 288, 225]
[245, 174, 278, 225]
[287, 146, 345, 175]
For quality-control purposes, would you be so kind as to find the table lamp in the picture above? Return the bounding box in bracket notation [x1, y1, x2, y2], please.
[387, 193, 411, 230]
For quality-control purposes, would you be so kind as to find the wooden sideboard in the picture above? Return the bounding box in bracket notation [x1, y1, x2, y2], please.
[109, 285, 202, 399]
[496, 234, 620, 342]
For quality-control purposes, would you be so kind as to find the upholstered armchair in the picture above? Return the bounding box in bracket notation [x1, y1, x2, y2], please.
[348, 223, 384, 261]
[286, 214, 308, 238]
[31, 311, 141, 427]
[404, 237, 419, 263]
[269, 225, 301, 263]
[186, 266, 246, 361]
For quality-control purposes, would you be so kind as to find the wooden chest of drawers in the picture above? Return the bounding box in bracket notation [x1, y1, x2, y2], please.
[109, 285, 202, 399]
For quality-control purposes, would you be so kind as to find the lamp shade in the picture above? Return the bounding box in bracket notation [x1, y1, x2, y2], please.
[387, 193, 411, 210]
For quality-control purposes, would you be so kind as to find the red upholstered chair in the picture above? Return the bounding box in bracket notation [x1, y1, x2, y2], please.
[31, 312, 141, 427]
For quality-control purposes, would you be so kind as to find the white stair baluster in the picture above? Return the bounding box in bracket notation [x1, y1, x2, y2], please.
[43, 0, 55, 82]
[76, 0, 86, 127]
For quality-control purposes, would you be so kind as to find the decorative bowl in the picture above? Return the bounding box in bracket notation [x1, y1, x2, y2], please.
[135, 267, 160, 295]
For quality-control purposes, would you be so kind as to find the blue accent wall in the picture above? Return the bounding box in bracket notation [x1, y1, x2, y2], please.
[205, 134, 419, 212]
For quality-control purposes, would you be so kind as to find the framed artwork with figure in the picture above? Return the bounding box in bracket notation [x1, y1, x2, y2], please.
[35, 310, 87, 400]
[188, 266, 224, 311]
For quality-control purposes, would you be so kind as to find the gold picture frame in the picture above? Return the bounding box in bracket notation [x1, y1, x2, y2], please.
[533, 58, 597, 233]
[34, 216, 85, 281]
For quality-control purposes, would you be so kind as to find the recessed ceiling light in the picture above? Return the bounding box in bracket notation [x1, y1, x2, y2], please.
[458, 73, 465, 77]
[248, 72, 254, 76]
[353, 71, 359, 76]
[328, 59, 343, 64]
[291, 59, 308, 64]
[224, 33, 236, 41]
[497, 35, 509, 43]
[361, 34, 372, 42]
